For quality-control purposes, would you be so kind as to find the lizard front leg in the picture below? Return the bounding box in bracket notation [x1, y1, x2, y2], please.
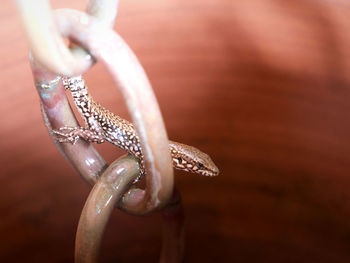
[53, 116, 106, 144]
[53, 126, 105, 145]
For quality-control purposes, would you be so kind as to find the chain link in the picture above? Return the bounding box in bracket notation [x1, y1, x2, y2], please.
[15, 0, 119, 76]
[15, 1, 181, 262]
[17, 0, 174, 215]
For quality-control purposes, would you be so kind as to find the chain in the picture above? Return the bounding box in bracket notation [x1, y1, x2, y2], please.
[15, 0, 119, 76]
[15, 1, 182, 262]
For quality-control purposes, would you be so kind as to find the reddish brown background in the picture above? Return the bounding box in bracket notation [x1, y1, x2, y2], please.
[1, 0, 350, 262]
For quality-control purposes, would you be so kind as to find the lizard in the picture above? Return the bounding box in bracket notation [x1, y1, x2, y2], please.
[53, 76, 219, 177]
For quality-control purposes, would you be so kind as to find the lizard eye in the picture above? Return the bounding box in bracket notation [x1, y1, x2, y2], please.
[198, 163, 204, 169]
[177, 157, 183, 163]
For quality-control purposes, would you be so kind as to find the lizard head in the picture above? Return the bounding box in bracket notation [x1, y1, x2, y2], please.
[62, 76, 87, 93]
[169, 141, 219, 176]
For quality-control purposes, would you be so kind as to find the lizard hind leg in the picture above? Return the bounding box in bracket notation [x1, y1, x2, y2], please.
[52, 126, 105, 145]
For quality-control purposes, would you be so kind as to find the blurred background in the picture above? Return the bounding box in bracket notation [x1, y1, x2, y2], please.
[1, 0, 350, 262]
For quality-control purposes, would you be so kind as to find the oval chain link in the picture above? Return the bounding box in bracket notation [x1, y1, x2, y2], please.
[15, 1, 181, 262]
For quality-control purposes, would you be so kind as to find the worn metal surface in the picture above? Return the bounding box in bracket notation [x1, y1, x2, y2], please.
[75, 156, 184, 263]
[31, 58, 107, 185]
[25, 3, 174, 215]
[75, 155, 139, 263]
[25, 2, 179, 261]
[14, 0, 119, 76]
[54, 9, 174, 214]
[31, 33, 180, 263]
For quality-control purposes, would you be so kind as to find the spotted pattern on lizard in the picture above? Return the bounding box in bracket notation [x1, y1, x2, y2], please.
[53, 76, 219, 177]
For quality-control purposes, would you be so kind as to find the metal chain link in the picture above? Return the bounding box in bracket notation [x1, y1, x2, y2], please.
[15, 1, 182, 262]
[15, 0, 119, 76]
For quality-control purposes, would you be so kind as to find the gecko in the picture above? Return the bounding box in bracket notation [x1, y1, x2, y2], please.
[53, 76, 219, 177]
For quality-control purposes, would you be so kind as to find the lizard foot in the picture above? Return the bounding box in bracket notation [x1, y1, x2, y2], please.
[52, 126, 105, 145]
[52, 128, 80, 145]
